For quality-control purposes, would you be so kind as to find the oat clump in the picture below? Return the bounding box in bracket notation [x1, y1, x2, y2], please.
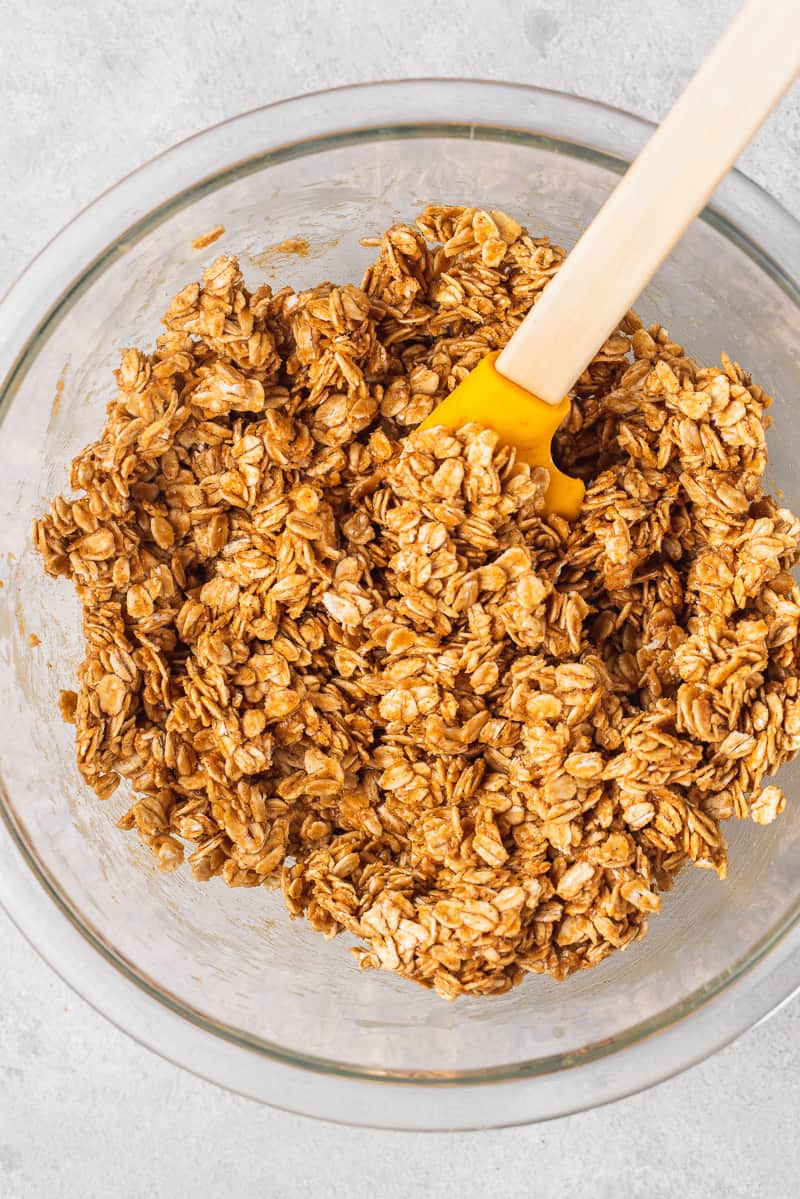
[34, 206, 800, 999]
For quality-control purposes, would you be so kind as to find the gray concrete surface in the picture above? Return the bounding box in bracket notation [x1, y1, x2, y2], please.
[1, 1, 799, 1195]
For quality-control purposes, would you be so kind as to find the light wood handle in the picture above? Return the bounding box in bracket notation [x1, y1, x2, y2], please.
[497, 0, 800, 404]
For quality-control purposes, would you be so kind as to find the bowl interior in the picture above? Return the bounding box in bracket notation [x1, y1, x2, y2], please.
[2, 120, 800, 1080]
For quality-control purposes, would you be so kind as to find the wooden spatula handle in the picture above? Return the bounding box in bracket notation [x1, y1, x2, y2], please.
[497, 0, 800, 405]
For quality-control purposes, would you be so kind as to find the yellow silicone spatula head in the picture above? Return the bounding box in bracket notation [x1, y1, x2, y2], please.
[418, 0, 800, 521]
[418, 351, 584, 519]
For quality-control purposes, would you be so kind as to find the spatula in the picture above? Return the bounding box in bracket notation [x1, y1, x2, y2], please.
[419, 0, 800, 519]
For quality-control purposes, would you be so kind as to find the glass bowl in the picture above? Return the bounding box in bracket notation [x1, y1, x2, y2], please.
[1, 80, 799, 1131]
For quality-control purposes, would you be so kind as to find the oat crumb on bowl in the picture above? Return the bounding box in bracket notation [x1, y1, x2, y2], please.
[33, 206, 800, 999]
[276, 236, 309, 256]
[58, 689, 78, 724]
[191, 224, 226, 251]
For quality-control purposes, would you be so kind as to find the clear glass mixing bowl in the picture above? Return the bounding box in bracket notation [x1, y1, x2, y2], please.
[1, 80, 799, 1130]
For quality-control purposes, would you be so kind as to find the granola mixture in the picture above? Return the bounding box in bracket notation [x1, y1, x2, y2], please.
[34, 206, 800, 999]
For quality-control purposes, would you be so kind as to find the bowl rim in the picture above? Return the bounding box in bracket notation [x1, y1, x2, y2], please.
[1, 77, 799, 1129]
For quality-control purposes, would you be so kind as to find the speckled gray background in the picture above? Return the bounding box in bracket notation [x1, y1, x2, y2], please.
[1, 1, 799, 1195]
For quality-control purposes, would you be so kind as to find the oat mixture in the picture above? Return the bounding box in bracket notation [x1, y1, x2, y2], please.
[34, 206, 800, 999]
